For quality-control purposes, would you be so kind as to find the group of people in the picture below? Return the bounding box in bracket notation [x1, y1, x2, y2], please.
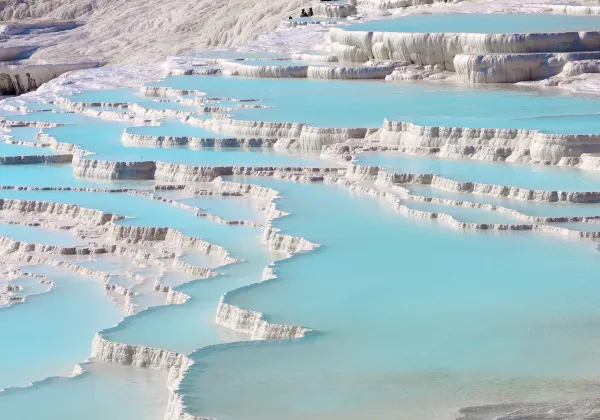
[300, 7, 314, 17]
[288, 7, 314, 19]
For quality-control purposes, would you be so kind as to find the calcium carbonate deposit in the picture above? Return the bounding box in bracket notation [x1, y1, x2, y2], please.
[5, 0, 600, 419]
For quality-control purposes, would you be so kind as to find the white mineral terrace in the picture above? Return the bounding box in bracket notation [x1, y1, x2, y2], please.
[5, 0, 600, 419]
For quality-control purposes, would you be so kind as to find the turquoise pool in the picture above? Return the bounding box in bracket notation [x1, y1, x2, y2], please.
[344, 13, 600, 34]
[181, 178, 600, 420]
[149, 76, 600, 133]
[357, 152, 600, 192]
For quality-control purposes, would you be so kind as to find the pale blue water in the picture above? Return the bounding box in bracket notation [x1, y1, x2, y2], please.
[181, 178, 600, 420]
[0, 223, 86, 246]
[9, 275, 53, 299]
[7, 112, 97, 125]
[345, 13, 600, 33]
[149, 76, 600, 133]
[357, 152, 600, 191]
[0, 141, 54, 156]
[69, 182, 277, 355]
[77, 255, 154, 289]
[126, 120, 227, 138]
[203, 99, 243, 107]
[0, 164, 154, 189]
[0, 361, 168, 419]
[0, 183, 273, 356]
[0, 188, 273, 355]
[402, 199, 524, 224]
[2, 126, 41, 142]
[67, 88, 146, 105]
[5, 61, 600, 420]
[136, 101, 197, 112]
[405, 184, 600, 217]
[45, 120, 328, 166]
[178, 249, 228, 269]
[105, 224, 272, 354]
[23, 103, 60, 112]
[0, 265, 121, 389]
[548, 222, 600, 232]
[0, 190, 243, 249]
[181, 195, 268, 224]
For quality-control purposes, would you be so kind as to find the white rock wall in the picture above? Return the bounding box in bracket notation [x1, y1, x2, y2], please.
[307, 64, 394, 79]
[0, 62, 99, 95]
[215, 296, 311, 340]
[312, 3, 357, 18]
[454, 52, 600, 83]
[380, 119, 600, 162]
[328, 28, 600, 68]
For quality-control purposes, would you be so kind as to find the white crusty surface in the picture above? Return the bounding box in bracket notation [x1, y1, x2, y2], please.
[0, 0, 309, 64]
[328, 28, 600, 67]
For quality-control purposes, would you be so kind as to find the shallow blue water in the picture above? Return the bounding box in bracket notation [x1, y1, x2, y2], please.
[181, 178, 600, 420]
[181, 195, 268, 224]
[0, 362, 168, 419]
[5, 62, 600, 420]
[148, 76, 600, 132]
[23, 103, 60, 112]
[0, 184, 273, 355]
[357, 152, 600, 191]
[0, 163, 153, 189]
[0, 188, 272, 355]
[106, 224, 272, 354]
[126, 120, 227, 138]
[0, 265, 121, 389]
[0, 190, 244, 252]
[45, 120, 328, 166]
[0, 141, 54, 157]
[344, 13, 600, 33]
[7, 112, 97, 125]
[401, 199, 524, 224]
[548, 222, 600, 232]
[0, 223, 86, 246]
[67, 89, 147, 105]
[9, 275, 52, 299]
[136, 101, 197, 112]
[405, 184, 600, 217]
[2, 126, 42, 142]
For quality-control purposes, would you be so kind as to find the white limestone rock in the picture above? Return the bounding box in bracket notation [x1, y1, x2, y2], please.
[379, 119, 600, 163]
[0, 198, 121, 225]
[328, 27, 600, 67]
[73, 157, 156, 179]
[221, 61, 308, 78]
[307, 64, 394, 79]
[262, 225, 319, 254]
[454, 52, 600, 83]
[0, 62, 99, 95]
[312, 3, 357, 18]
[215, 297, 311, 340]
